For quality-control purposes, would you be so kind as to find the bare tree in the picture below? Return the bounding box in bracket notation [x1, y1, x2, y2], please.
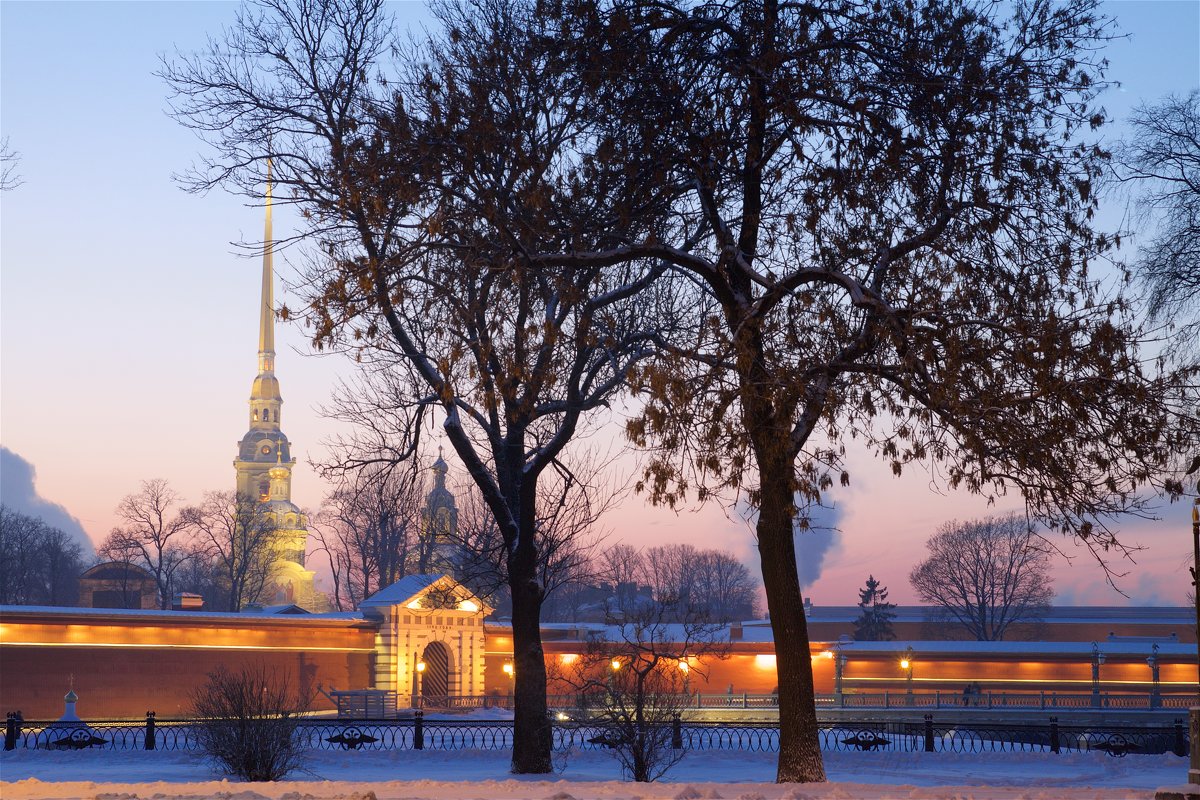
[0, 505, 84, 605]
[190, 491, 276, 611]
[560, 598, 728, 782]
[639, 544, 757, 621]
[694, 550, 758, 622]
[909, 514, 1054, 641]
[1, 137, 22, 191]
[163, 0, 666, 772]
[98, 479, 195, 609]
[1119, 91, 1200, 356]
[311, 461, 425, 610]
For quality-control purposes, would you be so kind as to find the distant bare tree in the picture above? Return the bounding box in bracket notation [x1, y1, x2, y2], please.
[0, 505, 84, 605]
[909, 514, 1054, 641]
[561, 597, 728, 782]
[99, 479, 195, 609]
[630, 544, 758, 621]
[1119, 92, 1200, 356]
[311, 461, 425, 610]
[190, 491, 275, 611]
[0, 137, 22, 191]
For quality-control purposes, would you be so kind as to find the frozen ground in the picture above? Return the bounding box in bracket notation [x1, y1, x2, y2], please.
[1, 746, 1188, 800]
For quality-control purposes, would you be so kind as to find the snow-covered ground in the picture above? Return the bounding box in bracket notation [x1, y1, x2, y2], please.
[1, 746, 1187, 800]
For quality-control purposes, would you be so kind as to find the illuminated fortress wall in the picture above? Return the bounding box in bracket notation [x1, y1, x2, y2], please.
[0, 607, 375, 718]
[3, 599, 1194, 719]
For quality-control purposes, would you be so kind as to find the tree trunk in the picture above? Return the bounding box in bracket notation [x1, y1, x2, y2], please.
[757, 457, 826, 783]
[508, 538, 552, 773]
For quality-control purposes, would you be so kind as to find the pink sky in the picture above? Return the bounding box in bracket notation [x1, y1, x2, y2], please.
[1, 2, 1197, 610]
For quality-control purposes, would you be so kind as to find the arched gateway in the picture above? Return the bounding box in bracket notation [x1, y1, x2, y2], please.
[358, 574, 490, 707]
[421, 640, 452, 706]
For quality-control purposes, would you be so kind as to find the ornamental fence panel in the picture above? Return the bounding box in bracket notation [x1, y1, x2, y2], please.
[4, 715, 1187, 758]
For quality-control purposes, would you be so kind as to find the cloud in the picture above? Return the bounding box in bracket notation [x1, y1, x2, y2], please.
[0, 446, 95, 558]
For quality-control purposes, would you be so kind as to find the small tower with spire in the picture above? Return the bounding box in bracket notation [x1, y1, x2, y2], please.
[232, 160, 321, 610]
[419, 447, 460, 574]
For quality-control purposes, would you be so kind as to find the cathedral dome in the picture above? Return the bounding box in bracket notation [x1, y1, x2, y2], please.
[251, 373, 282, 400]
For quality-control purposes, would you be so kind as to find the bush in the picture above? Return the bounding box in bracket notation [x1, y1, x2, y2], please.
[190, 663, 310, 781]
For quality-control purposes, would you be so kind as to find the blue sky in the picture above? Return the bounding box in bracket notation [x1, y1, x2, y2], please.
[1, 1, 1198, 607]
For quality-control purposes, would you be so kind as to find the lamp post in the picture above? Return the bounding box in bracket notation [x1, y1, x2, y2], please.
[834, 650, 846, 698]
[502, 661, 514, 705]
[1090, 642, 1105, 709]
[900, 646, 915, 705]
[1147, 644, 1161, 709]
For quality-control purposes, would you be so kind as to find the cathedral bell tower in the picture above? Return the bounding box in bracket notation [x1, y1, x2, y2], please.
[232, 161, 320, 610]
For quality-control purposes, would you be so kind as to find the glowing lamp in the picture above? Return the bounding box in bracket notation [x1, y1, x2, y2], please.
[610, 659, 622, 671]
[560, 654, 579, 665]
[502, 662, 514, 676]
[458, 600, 480, 613]
[900, 659, 910, 670]
[416, 661, 426, 673]
[678, 661, 690, 674]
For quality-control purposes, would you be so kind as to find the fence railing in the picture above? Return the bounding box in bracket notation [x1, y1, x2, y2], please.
[4, 713, 1189, 758]
[331, 690, 1200, 716]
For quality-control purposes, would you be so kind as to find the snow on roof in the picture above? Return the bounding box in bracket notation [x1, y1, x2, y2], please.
[358, 574, 489, 613]
[358, 574, 445, 608]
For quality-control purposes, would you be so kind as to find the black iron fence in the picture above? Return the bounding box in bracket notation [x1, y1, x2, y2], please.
[3, 712, 1188, 758]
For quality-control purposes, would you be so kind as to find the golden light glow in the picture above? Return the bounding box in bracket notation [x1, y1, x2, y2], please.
[458, 600, 480, 613]
[406, 600, 423, 610]
[555, 712, 570, 721]
[559, 654, 579, 665]
[610, 658, 622, 671]
[820, 650, 834, 660]
[416, 661, 426, 673]
[754, 654, 776, 669]
[0, 640, 374, 653]
[502, 662, 514, 676]
[678, 661, 690, 674]
[900, 659, 911, 670]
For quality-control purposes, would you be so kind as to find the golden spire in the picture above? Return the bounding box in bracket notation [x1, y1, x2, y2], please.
[258, 158, 275, 375]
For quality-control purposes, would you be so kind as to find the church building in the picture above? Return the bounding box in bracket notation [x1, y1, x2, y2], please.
[232, 166, 322, 611]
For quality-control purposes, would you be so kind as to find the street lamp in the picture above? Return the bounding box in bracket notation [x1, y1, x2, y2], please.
[900, 646, 915, 704]
[1147, 644, 1161, 708]
[1090, 642, 1106, 708]
[412, 656, 426, 708]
